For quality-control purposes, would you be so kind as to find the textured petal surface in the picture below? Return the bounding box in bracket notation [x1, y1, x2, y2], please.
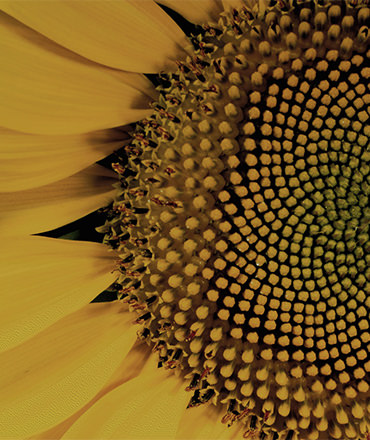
[176, 403, 243, 440]
[0, 164, 116, 236]
[159, 0, 222, 24]
[0, 0, 187, 73]
[33, 342, 151, 440]
[0, 12, 152, 135]
[0, 302, 137, 438]
[63, 358, 189, 439]
[0, 236, 116, 351]
[0, 127, 128, 191]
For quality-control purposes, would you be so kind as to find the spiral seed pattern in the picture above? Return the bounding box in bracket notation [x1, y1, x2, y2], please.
[100, 1, 370, 438]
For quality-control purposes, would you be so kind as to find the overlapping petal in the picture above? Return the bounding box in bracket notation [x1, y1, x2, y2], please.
[62, 357, 189, 439]
[0, 0, 188, 74]
[0, 236, 116, 351]
[159, 0, 223, 24]
[176, 403, 243, 440]
[0, 127, 128, 192]
[33, 342, 152, 440]
[0, 302, 137, 438]
[0, 12, 153, 135]
[0, 164, 116, 236]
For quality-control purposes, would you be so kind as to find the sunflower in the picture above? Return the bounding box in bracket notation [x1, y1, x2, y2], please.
[0, 0, 369, 439]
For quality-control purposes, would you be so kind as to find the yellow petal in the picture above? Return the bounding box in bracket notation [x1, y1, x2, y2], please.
[159, 0, 223, 24]
[0, 12, 152, 135]
[0, 164, 116, 236]
[0, 236, 116, 351]
[0, 127, 128, 192]
[32, 342, 152, 440]
[0, 302, 137, 438]
[63, 358, 189, 439]
[0, 0, 187, 74]
[176, 404, 243, 440]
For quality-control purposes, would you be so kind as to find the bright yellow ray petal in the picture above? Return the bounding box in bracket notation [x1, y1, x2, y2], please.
[0, 127, 128, 192]
[0, 302, 137, 438]
[32, 342, 152, 440]
[0, 236, 116, 351]
[0, 0, 187, 74]
[62, 358, 189, 439]
[176, 403, 244, 440]
[0, 164, 116, 236]
[0, 12, 152, 135]
[159, 0, 223, 24]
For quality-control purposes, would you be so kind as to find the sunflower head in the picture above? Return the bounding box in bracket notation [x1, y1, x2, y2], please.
[98, 0, 369, 439]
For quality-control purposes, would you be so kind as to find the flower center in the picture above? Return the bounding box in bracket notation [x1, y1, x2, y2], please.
[100, 1, 369, 439]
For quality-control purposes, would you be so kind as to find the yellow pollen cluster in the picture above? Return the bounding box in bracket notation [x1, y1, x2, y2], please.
[100, 1, 370, 439]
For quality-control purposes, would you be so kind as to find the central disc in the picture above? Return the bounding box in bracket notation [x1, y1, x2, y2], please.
[100, 1, 370, 439]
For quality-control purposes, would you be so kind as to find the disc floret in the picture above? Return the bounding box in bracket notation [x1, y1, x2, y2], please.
[99, 1, 369, 438]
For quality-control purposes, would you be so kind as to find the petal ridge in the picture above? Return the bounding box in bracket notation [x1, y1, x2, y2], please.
[0, 12, 152, 135]
[0, 236, 117, 351]
[0, 0, 188, 73]
[0, 302, 138, 438]
[0, 163, 116, 236]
